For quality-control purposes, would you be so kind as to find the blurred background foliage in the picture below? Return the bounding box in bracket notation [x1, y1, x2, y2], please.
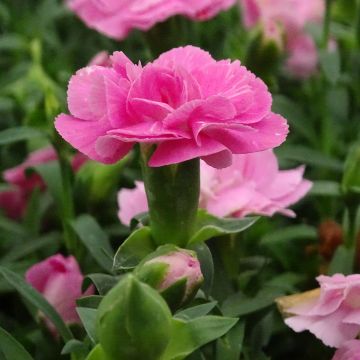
[1, 0, 360, 359]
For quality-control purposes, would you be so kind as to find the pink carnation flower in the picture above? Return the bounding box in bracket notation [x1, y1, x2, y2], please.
[67, 0, 236, 40]
[26, 254, 94, 332]
[333, 340, 360, 360]
[240, 0, 324, 78]
[117, 150, 311, 225]
[55, 46, 288, 168]
[285, 274, 360, 348]
[88, 51, 112, 67]
[0, 147, 87, 219]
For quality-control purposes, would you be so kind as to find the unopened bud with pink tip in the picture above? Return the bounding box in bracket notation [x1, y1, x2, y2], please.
[135, 248, 204, 310]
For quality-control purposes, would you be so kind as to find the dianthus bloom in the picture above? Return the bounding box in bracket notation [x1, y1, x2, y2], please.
[240, 0, 324, 78]
[117, 150, 311, 225]
[0, 147, 86, 219]
[333, 340, 360, 360]
[55, 46, 288, 168]
[67, 0, 236, 40]
[285, 274, 360, 348]
[26, 254, 94, 332]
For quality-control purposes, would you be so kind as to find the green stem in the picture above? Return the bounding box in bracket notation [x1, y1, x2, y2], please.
[356, 0, 360, 49]
[53, 136, 79, 257]
[140, 146, 200, 247]
[322, 0, 332, 49]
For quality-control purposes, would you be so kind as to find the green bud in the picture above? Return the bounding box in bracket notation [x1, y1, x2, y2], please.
[135, 247, 204, 311]
[97, 275, 172, 360]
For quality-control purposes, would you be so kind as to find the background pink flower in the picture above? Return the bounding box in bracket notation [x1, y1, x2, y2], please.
[56, 46, 288, 169]
[285, 274, 360, 348]
[26, 254, 94, 329]
[0, 147, 87, 220]
[117, 150, 311, 225]
[67, 0, 236, 40]
[239, 0, 325, 78]
[332, 340, 360, 360]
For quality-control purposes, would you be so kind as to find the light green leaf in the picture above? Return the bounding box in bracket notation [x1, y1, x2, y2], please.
[0, 326, 34, 360]
[0, 127, 45, 146]
[113, 227, 156, 271]
[319, 49, 341, 84]
[72, 215, 114, 272]
[161, 316, 238, 360]
[0, 267, 73, 342]
[77, 307, 98, 344]
[85, 344, 108, 360]
[189, 210, 258, 245]
[310, 181, 342, 197]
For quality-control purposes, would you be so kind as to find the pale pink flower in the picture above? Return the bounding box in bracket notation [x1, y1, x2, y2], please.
[117, 181, 148, 225]
[239, 0, 325, 78]
[117, 150, 311, 225]
[67, 0, 236, 40]
[333, 340, 360, 360]
[88, 51, 112, 67]
[55, 46, 288, 168]
[26, 254, 94, 330]
[285, 274, 360, 348]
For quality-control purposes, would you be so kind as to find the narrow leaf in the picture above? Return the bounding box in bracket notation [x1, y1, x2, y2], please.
[0, 326, 33, 360]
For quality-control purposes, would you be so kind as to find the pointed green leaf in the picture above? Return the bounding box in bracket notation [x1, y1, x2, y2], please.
[216, 320, 245, 360]
[176, 302, 218, 320]
[72, 215, 114, 272]
[161, 316, 238, 360]
[77, 307, 98, 344]
[113, 227, 156, 270]
[189, 210, 258, 245]
[86, 345, 108, 360]
[0, 127, 45, 145]
[0, 326, 33, 360]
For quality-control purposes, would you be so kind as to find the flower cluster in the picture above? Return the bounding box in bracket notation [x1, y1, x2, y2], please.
[118, 150, 312, 225]
[67, 0, 236, 40]
[55, 46, 288, 169]
[239, 0, 324, 78]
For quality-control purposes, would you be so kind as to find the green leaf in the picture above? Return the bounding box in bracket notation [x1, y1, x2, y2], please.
[276, 145, 343, 171]
[175, 302, 218, 320]
[77, 307, 98, 344]
[0, 326, 34, 360]
[76, 295, 103, 309]
[85, 345, 108, 360]
[161, 316, 238, 360]
[309, 181, 342, 197]
[216, 320, 245, 360]
[61, 339, 87, 355]
[189, 210, 258, 245]
[222, 287, 283, 317]
[319, 49, 341, 84]
[72, 215, 114, 272]
[260, 225, 317, 269]
[328, 245, 355, 275]
[0, 267, 73, 342]
[0, 127, 45, 146]
[113, 227, 156, 271]
[189, 243, 214, 296]
[1, 232, 60, 263]
[83, 274, 120, 295]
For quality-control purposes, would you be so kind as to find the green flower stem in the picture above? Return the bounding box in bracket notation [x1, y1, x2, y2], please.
[322, 0, 333, 49]
[140, 145, 200, 247]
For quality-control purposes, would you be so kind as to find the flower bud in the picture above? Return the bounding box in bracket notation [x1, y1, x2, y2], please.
[135, 248, 204, 310]
[96, 275, 172, 360]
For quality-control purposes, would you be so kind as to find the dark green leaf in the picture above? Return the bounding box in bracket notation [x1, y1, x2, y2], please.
[319, 49, 341, 84]
[61, 339, 87, 355]
[0, 326, 33, 360]
[216, 320, 245, 360]
[328, 245, 355, 275]
[0, 267, 73, 342]
[83, 274, 120, 296]
[72, 215, 114, 272]
[175, 302, 218, 320]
